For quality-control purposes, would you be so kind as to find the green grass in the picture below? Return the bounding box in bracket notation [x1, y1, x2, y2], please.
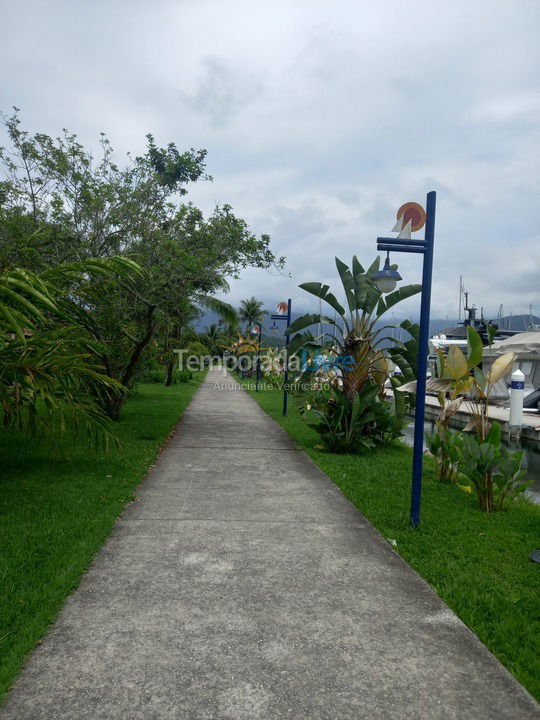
[245, 381, 540, 700]
[0, 376, 204, 700]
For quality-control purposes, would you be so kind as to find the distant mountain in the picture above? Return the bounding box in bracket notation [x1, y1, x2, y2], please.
[429, 314, 540, 335]
[193, 307, 540, 350]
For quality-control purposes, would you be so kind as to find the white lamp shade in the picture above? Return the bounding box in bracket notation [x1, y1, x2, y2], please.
[374, 276, 397, 293]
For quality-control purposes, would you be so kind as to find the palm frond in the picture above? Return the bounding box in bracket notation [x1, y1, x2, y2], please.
[0, 256, 142, 445]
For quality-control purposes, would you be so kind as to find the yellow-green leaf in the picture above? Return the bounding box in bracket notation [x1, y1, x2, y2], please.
[455, 377, 473, 395]
[444, 345, 469, 379]
[488, 351, 516, 384]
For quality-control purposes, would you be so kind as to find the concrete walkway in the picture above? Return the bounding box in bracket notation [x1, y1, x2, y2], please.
[2, 368, 539, 719]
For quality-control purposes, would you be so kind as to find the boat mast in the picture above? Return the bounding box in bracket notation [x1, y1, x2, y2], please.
[497, 304, 503, 328]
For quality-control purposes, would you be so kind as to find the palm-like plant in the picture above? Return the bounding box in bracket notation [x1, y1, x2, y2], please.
[198, 296, 239, 329]
[201, 323, 227, 356]
[222, 321, 240, 339]
[284, 256, 421, 453]
[287, 256, 421, 399]
[0, 257, 141, 444]
[238, 297, 266, 332]
[159, 296, 238, 385]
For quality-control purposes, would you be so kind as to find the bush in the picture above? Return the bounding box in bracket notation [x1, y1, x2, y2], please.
[137, 349, 193, 385]
[186, 341, 208, 357]
[263, 370, 285, 389]
[425, 426, 462, 484]
[304, 381, 404, 453]
[137, 356, 165, 383]
[456, 422, 530, 511]
[138, 367, 165, 383]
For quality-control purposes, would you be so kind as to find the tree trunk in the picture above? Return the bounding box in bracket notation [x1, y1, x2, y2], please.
[164, 321, 181, 387]
[104, 305, 157, 420]
[102, 394, 126, 422]
[164, 360, 175, 386]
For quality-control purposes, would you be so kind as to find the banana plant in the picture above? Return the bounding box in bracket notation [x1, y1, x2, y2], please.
[456, 422, 530, 512]
[434, 325, 515, 440]
[286, 256, 421, 399]
[386, 318, 420, 419]
[404, 323, 527, 507]
[425, 405, 463, 484]
[400, 324, 516, 440]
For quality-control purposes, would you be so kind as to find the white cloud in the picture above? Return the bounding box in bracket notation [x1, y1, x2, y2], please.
[1, 0, 539, 321]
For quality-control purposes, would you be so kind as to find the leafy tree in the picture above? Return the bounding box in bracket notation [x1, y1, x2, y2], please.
[0, 110, 284, 417]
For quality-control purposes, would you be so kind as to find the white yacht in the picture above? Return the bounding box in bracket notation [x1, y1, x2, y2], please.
[482, 332, 540, 411]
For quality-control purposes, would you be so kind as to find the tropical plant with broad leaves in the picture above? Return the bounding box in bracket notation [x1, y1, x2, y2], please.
[287, 256, 421, 398]
[301, 378, 405, 453]
[425, 412, 463, 484]
[456, 422, 530, 511]
[285, 256, 421, 452]
[199, 323, 228, 356]
[405, 324, 530, 509]
[386, 318, 419, 420]
[307, 381, 381, 453]
[0, 256, 141, 445]
[431, 324, 515, 440]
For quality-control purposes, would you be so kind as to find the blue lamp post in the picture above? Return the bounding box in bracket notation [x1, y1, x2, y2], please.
[373, 190, 437, 527]
[251, 323, 263, 392]
[270, 299, 292, 416]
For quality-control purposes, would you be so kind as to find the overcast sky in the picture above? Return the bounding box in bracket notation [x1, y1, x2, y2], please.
[2, 0, 539, 322]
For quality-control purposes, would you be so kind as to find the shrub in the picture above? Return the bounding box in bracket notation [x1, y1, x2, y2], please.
[303, 381, 404, 454]
[263, 371, 285, 390]
[138, 366, 165, 383]
[422, 325, 529, 510]
[456, 422, 530, 511]
[186, 341, 208, 357]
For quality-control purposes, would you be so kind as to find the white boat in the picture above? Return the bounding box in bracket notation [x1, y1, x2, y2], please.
[482, 331, 540, 410]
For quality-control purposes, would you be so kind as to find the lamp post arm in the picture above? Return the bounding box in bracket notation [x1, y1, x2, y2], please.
[377, 244, 426, 255]
[377, 236, 428, 247]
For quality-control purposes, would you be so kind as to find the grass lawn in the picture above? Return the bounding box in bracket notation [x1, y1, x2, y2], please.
[0, 376, 204, 701]
[245, 380, 540, 701]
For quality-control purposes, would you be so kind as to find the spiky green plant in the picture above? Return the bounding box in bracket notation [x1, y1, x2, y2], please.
[0, 256, 141, 445]
[238, 296, 266, 332]
[285, 256, 420, 453]
[286, 256, 421, 399]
